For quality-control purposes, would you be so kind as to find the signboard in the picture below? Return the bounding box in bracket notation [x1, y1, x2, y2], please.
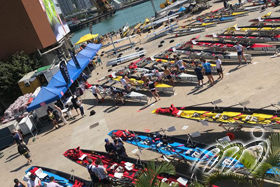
[59, 60, 70, 85]
[39, 0, 70, 41]
[68, 49, 81, 69]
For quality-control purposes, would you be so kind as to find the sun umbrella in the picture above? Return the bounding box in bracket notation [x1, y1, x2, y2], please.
[75, 34, 99, 45]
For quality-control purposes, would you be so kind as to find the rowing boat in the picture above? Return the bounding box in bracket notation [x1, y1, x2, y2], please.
[106, 51, 146, 67]
[24, 166, 90, 186]
[183, 22, 217, 28]
[206, 33, 280, 43]
[198, 16, 235, 23]
[152, 104, 280, 129]
[63, 147, 190, 186]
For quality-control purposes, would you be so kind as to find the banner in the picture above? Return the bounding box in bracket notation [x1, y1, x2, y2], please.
[59, 60, 70, 85]
[39, 0, 70, 41]
[68, 49, 81, 69]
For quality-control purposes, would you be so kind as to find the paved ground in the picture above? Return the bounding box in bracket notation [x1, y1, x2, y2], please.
[2, 1, 280, 186]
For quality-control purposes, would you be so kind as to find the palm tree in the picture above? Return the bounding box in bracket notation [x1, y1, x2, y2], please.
[199, 133, 280, 187]
[135, 160, 179, 187]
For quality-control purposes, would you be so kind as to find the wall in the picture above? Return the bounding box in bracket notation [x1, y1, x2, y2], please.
[0, 0, 57, 61]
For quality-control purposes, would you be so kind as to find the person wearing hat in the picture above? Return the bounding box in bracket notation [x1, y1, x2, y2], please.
[27, 174, 41, 187]
[111, 134, 123, 145]
[104, 138, 116, 155]
[14, 178, 26, 187]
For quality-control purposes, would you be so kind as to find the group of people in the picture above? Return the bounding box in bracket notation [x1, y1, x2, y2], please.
[13, 175, 63, 187]
[104, 136, 127, 157]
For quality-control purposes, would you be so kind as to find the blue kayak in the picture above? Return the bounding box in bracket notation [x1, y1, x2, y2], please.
[108, 130, 279, 176]
[25, 166, 90, 187]
[197, 16, 235, 23]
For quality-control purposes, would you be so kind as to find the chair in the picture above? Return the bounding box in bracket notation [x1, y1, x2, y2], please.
[35, 168, 48, 179]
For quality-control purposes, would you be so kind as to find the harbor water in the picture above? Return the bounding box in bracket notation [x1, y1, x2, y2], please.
[71, 0, 166, 44]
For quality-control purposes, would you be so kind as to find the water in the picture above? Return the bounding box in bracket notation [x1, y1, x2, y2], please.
[71, 0, 166, 44]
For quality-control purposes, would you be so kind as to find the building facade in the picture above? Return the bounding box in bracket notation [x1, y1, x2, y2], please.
[57, 0, 75, 15]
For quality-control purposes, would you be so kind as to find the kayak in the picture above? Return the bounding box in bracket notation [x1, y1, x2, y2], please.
[108, 129, 209, 162]
[113, 76, 174, 93]
[171, 27, 205, 37]
[152, 104, 280, 129]
[63, 147, 190, 186]
[106, 51, 146, 67]
[128, 57, 150, 70]
[198, 16, 235, 23]
[96, 85, 148, 103]
[187, 38, 276, 54]
[107, 130, 279, 177]
[24, 166, 90, 187]
[183, 22, 217, 28]
[225, 24, 280, 33]
[171, 48, 252, 61]
[153, 58, 219, 73]
[205, 33, 280, 43]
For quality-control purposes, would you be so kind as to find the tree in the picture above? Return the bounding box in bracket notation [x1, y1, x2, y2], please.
[135, 161, 178, 187]
[198, 133, 280, 187]
[0, 51, 41, 103]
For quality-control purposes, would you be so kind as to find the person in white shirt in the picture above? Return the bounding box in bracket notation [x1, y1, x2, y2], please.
[92, 85, 104, 103]
[215, 56, 223, 80]
[45, 177, 62, 187]
[54, 105, 68, 125]
[174, 55, 185, 73]
[27, 174, 41, 187]
[234, 42, 247, 65]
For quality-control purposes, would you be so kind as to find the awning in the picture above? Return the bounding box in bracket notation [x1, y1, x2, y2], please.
[27, 43, 102, 112]
[75, 34, 99, 45]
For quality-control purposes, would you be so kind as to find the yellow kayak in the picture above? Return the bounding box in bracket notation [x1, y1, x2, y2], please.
[225, 24, 280, 33]
[152, 105, 280, 128]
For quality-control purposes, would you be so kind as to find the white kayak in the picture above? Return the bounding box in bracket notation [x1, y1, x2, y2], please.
[171, 27, 205, 36]
[123, 91, 148, 103]
[171, 73, 198, 82]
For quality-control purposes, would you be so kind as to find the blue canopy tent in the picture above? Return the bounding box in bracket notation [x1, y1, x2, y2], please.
[27, 43, 102, 112]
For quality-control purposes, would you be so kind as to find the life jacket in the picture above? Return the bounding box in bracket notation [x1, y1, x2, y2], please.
[113, 130, 135, 140]
[65, 147, 83, 160]
[72, 180, 84, 187]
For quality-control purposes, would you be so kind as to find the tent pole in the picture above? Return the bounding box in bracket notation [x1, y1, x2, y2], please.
[110, 35, 117, 53]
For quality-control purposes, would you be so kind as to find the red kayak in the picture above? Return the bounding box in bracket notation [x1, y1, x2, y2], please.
[63, 147, 191, 186]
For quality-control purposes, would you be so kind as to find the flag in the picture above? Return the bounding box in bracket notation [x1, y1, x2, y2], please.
[68, 49, 81, 69]
[59, 60, 70, 85]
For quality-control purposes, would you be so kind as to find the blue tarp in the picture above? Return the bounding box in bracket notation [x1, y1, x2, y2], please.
[27, 43, 102, 111]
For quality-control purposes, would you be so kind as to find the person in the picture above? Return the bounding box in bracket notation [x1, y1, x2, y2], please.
[223, 0, 227, 8]
[72, 95, 85, 117]
[202, 60, 214, 86]
[14, 178, 26, 187]
[120, 76, 130, 93]
[45, 177, 63, 187]
[12, 130, 23, 145]
[92, 85, 104, 103]
[104, 138, 116, 155]
[111, 134, 123, 144]
[163, 66, 174, 87]
[96, 54, 103, 66]
[93, 158, 110, 187]
[71, 96, 80, 115]
[54, 105, 68, 125]
[17, 142, 32, 164]
[174, 56, 185, 73]
[234, 42, 247, 65]
[48, 110, 60, 129]
[154, 70, 163, 83]
[147, 79, 161, 102]
[87, 159, 99, 186]
[110, 87, 125, 105]
[114, 139, 127, 157]
[194, 63, 204, 87]
[27, 174, 41, 187]
[215, 56, 223, 80]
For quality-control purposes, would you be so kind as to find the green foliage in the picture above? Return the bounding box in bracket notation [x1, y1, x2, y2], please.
[203, 133, 280, 187]
[135, 161, 178, 187]
[0, 51, 41, 101]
